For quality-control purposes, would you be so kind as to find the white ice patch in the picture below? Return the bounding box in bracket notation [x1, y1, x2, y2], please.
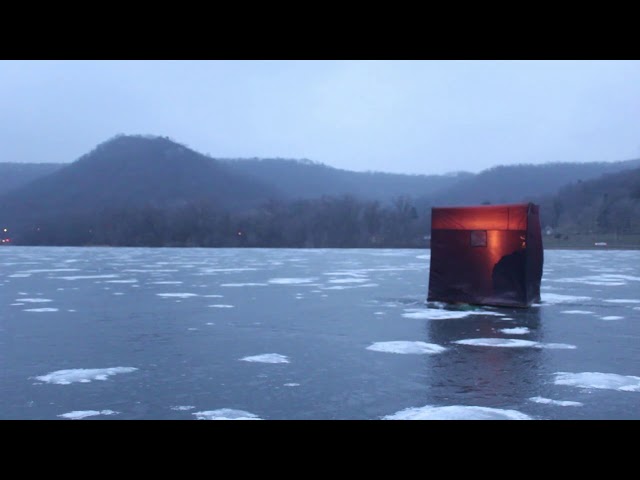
[18, 298, 52, 303]
[499, 327, 530, 335]
[240, 353, 290, 364]
[171, 406, 195, 411]
[284, 383, 300, 387]
[416, 254, 430, 259]
[402, 309, 505, 320]
[208, 304, 234, 308]
[56, 275, 120, 280]
[203, 294, 224, 298]
[24, 308, 58, 312]
[156, 293, 198, 298]
[382, 405, 532, 420]
[105, 279, 138, 284]
[455, 338, 576, 349]
[554, 372, 640, 392]
[601, 316, 624, 321]
[193, 409, 261, 420]
[604, 299, 640, 304]
[542, 293, 592, 304]
[9, 274, 31, 278]
[58, 410, 119, 420]
[268, 278, 317, 284]
[366, 341, 446, 355]
[562, 310, 594, 314]
[11, 303, 25, 306]
[220, 283, 268, 287]
[35, 367, 138, 385]
[529, 397, 583, 407]
[151, 281, 183, 284]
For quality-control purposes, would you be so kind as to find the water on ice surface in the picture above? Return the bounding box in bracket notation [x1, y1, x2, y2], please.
[2, 247, 640, 419]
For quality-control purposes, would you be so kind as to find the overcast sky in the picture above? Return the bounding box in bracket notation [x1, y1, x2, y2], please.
[1, 60, 638, 175]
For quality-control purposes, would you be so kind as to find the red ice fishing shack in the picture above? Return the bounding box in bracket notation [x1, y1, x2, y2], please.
[427, 202, 543, 308]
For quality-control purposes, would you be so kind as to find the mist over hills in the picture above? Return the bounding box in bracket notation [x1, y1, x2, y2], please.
[0, 134, 638, 247]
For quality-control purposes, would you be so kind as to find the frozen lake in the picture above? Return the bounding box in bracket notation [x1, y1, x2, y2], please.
[1, 247, 639, 420]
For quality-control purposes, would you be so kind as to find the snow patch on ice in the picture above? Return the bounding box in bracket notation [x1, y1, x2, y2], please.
[542, 293, 592, 304]
[221, 283, 268, 287]
[240, 353, 290, 364]
[554, 372, 640, 392]
[193, 409, 261, 420]
[171, 405, 195, 411]
[56, 275, 120, 280]
[382, 405, 532, 420]
[156, 293, 198, 298]
[35, 367, 138, 384]
[601, 316, 624, 321]
[24, 308, 58, 312]
[604, 299, 640, 304]
[402, 309, 505, 320]
[562, 310, 594, 314]
[367, 341, 446, 355]
[499, 327, 530, 335]
[268, 278, 317, 284]
[529, 397, 583, 407]
[208, 304, 234, 308]
[455, 338, 576, 349]
[58, 410, 119, 420]
[19, 298, 52, 303]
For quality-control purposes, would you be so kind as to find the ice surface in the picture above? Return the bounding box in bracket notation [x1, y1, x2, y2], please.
[284, 383, 300, 387]
[601, 316, 624, 321]
[554, 372, 640, 391]
[220, 283, 268, 287]
[18, 298, 52, 303]
[151, 281, 183, 284]
[604, 299, 640, 304]
[170, 406, 195, 411]
[35, 367, 138, 384]
[208, 304, 234, 308]
[240, 354, 290, 364]
[366, 341, 446, 355]
[562, 310, 594, 314]
[382, 405, 532, 420]
[105, 279, 138, 283]
[193, 409, 261, 420]
[529, 397, 583, 407]
[24, 308, 58, 312]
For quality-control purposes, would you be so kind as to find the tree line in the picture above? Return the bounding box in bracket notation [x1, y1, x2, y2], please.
[15, 195, 429, 248]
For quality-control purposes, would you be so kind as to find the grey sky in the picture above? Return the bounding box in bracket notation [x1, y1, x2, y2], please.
[1, 60, 638, 175]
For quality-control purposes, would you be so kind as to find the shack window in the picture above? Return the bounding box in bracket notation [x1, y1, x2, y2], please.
[470, 230, 487, 247]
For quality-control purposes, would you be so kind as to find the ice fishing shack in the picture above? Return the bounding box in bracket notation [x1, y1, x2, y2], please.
[427, 203, 543, 308]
